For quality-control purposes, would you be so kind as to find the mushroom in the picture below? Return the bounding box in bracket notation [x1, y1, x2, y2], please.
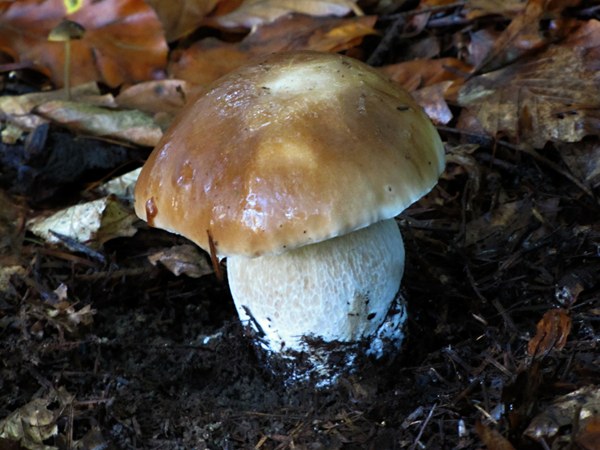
[47, 19, 85, 100]
[134, 51, 445, 383]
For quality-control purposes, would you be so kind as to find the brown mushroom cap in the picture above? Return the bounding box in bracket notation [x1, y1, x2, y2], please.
[134, 51, 445, 257]
[48, 19, 86, 41]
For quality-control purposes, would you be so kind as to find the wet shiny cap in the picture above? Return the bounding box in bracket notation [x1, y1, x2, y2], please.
[134, 51, 445, 257]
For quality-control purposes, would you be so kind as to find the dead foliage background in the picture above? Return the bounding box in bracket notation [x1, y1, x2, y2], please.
[1, 0, 599, 449]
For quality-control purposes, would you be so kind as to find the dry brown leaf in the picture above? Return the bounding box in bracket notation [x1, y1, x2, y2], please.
[380, 57, 472, 92]
[0, 388, 73, 450]
[475, 421, 516, 450]
[470, 0, 582, 73]
[146, 0, 221, 41]
[577, 416, 600, 450]
[0, 0, 168, 88]
[467, 28, 500, 67]
[148, 244, 214, 278]
[411, 82, 454, 125]
[36, 101, 162, 147]
[527, 308, 572, 358]
[466, 0, 531, 19]
[116, 80, 191, 116]
[0, 83, 109, 130]
[474, 0, 548, 74]
[466, 0, 580, 20]
[421, 0, 462, 6]
[170, 14, 377, 86]
[458, 19, 600, 148]
[557, 141, 600, 189]
[524, 386, 600, 443]
[28, 196, 138, 249]
[213, 0, 362, 29]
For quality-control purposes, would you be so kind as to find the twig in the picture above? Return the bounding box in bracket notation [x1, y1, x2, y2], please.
[410, 403, 437, 450]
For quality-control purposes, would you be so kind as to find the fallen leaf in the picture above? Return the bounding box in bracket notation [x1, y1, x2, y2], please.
[42, 284, 96, 333]
[0, 0, 168, 88]
[94, 168, 141, 203]
[213, 0, 362, 29]
[524, 386, 600, 442]
[0, 397, 57, 450]
[0, 82, 105, 131]
[381, 57, 472, 92]
[116, 80, 190, 116]
[527, 308, 572, 358]
[146, 0, 221, 41]
[170, 14, 377, 86]
[577, 416, 600, 450]
[411, 82, 454, 124]
[466, 0, 580, 20]
[0, 266, 26, 297]
[36, 100, 162, 147]
[465, 0, 527, 19]
[554, 263, 600, 306]
[467, 28, 500, 67]
[458, 19, 600, 148]
[473, 0, 548, 74]
[148, 244, 214, 278]
[420, 0, 461, 7]
[558, 140, 600, 189]
[28, 196, 138, 249]
[475, 421, 516, 450]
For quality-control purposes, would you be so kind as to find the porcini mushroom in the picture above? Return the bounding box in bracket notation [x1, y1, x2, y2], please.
[134, 51, 445, 383]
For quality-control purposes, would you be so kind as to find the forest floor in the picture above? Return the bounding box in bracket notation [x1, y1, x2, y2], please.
[1, 1, 600, 449]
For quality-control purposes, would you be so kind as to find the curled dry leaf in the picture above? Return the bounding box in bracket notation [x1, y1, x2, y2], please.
[524, 386, 600, 443]
[170, 14, 376, 86]
[527, 308, 572, 358]
[0, 387, 74, 450]
[35, 100, 162, 147]
[28, 196, 138, 249]
[458, 19, 600, 148]
[465, 0, 528, 19]
[148, 244, 214, 278]
[411, 82, 454, 125]
[0, 0, 168, 88]
[0, 82, 105, 131]
[43, 285, 96, 333]
[94, 168, 142, 203]
[554, 263, 600, 306]
[115, 80, 190, 116]
[380, 57, 471, 125]
[472, 0, 549, 73]
[0, 266, 26, 296]
[380, 57, 472, 93]
[466, 0, 580, 20]
[558, 140, 600, 189]
[474, 421, 516, 450]
[577, 416, 600, 450]
[213, 0, 362, 29]
[146, 0, 221, 41]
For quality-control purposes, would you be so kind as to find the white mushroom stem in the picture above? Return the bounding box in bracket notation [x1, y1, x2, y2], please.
[227, 219, 405, 354]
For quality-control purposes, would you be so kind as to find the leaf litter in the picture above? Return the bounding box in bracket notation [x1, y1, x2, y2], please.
[0, 0, 599, 449]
